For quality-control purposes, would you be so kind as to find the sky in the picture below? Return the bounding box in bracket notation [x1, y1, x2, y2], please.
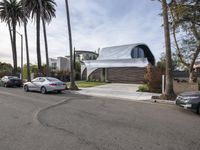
[0, 0, 165, 66]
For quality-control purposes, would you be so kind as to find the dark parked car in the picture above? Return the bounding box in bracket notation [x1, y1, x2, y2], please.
[176, 91, 200, 114]
[0, 76, 22, 87]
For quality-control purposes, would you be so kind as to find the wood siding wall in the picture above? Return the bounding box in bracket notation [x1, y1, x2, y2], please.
[107, 67, 146, 83]
[83, 67, 146, 83]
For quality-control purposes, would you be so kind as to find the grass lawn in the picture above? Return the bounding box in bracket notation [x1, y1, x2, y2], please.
[67, 81, 107, 88]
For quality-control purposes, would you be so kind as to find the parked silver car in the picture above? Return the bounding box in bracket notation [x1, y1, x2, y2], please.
[23, 77, 66, 94]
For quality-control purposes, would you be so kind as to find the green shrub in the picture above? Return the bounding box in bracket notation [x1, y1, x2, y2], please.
[137, 84, 149, 92]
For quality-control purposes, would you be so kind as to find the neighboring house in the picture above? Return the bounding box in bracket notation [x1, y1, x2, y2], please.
[75, 50, 98, 62]
[81, 43, 155, 83]
[49, 51, 98, 72]
[49, 57, 70, 71]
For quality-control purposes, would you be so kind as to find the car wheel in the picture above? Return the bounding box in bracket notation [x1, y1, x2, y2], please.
[41, 87, 47, 94]
[197, 104, 200, 114]
[4, 83, 7, 88]
[24, 85, 29, 92]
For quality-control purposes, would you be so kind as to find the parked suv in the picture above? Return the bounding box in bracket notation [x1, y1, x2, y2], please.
[0, 76, 22, 87]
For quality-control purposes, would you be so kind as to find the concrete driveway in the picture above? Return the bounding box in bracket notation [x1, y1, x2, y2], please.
[77, 83, 160, 101]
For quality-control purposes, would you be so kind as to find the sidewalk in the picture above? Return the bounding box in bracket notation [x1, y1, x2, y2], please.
[76, 83, 161, 101]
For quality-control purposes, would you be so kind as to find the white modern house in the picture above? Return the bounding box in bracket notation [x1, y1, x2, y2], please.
[49, 51, 98, 72]
[75, 50, 98, 62]
[49, 57, 70, 71]
[81, 43, 155, 83]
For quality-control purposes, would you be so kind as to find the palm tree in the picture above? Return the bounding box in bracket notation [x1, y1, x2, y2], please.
[161, 0, 176, 99]
[22, 0, 31, 81]
[38, 0, 50, 77]
[0, 0, 24, 75]
[26, 0, 56, 76]
[65, 0, 78, 90]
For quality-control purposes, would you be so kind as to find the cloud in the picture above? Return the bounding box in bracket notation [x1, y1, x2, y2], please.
[0, 0, 165, 66]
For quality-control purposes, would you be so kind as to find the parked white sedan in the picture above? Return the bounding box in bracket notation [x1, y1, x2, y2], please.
[23, 77, 66, 94]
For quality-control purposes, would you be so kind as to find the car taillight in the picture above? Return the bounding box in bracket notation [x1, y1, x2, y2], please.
[49, 84, 57, 86]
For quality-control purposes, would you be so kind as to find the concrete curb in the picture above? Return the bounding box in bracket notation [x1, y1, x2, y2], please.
[150, 99, 175, 105]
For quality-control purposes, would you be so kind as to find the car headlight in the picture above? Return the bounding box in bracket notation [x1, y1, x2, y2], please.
[183, 96, 199, 103]
[184, 99, 190, 103]
[184, 96, 199, 99]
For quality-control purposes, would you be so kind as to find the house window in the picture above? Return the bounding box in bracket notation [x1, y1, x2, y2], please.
[138, 47, 144, 58]
[131, 47, 145, 58]
[52, 63, 57, 69]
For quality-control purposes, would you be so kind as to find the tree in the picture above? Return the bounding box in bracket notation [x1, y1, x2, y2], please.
[26, 0, 56, 76]
[21, 0, 31, 81]
[169, 0, 200, 83]
[157, 52, 186, 71]
[161, 0, 176, 99]
[0, 0, 24, 75]
[0, 62, 13, 78]
[65, 0, 78, 90]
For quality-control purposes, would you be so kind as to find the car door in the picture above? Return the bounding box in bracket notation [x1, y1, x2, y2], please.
[33, 77, 45, 91]
[29, 78, 39, 91]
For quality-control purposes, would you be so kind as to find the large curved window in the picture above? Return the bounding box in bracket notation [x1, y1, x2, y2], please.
[131, 47, 145, 58]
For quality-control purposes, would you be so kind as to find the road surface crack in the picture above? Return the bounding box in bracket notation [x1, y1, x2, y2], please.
[35, 98, 102, 150]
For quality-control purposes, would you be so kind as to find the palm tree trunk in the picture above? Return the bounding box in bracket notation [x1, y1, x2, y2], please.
[65, 0, 78, 90]
[12, 21, 17, 75]
[161, 0, 176, 99]
[42, 16, 49, 77]
[22, 0, 31, 81]
[24, 22, 31, 81]
[36, 9, 42, 76]
[8, 22, 15, 70]
[38, 0, 49, 77]
[4, 2, 15, 74]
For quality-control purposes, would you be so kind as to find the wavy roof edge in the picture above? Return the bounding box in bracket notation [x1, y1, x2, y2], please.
[100, 43, 148, 50]
[97, 43, 154, 63]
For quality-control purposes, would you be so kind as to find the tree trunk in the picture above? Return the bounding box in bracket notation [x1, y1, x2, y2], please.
[12, 21, 17, 75]
[42, 18, 50, 76]
[8, 22, 14, 71]
[22, 0, 31, 81]
[36, 9, 42, 76]
[189, 70, 195, 83]
[38, 0, 50, 77]
[5, 2, 15, 74]
[24, 22, 31, 81]
[65, 0, 78, 90]
[161, 0, 176, 99]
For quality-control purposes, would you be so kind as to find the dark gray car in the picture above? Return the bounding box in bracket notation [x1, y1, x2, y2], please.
[176, 91, 200, 114]
[0, 76, 22, 87]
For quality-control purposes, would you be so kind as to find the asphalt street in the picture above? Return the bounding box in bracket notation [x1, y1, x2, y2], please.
[0, 87, 200, 150]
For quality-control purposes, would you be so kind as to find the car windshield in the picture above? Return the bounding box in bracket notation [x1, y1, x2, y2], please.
[8, 76, 18, 79]
[46, 77, 60, 82]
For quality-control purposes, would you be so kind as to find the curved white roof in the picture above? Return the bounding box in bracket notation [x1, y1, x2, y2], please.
[97, 43, 147, 60]
[82, 43, 155, 79]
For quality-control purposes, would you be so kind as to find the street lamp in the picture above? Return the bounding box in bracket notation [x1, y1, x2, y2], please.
[11, 30, 23, 80]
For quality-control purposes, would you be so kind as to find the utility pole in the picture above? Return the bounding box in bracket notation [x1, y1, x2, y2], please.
[11, 30, 23, 80]
[74, 47, 76, 70]
[20, 34, 23, 80]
